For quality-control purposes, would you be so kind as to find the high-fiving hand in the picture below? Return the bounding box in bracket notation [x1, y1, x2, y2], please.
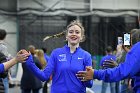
[103, 59, 118, 68]
[76, 66, 94, 81]
[2, 49, 30, 72]
[15, 49, 30, 63]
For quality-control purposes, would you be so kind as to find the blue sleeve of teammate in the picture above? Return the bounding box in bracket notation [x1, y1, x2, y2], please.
[0, 64, 4, 73]
[94, 42, 140, 82]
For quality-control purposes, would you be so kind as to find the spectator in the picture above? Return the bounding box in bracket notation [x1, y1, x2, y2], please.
[100, 46, 116, 93]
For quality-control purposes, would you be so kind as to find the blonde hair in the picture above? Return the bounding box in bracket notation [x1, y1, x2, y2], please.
[43, 20, 86, 42]
[35, 49, 47, 69]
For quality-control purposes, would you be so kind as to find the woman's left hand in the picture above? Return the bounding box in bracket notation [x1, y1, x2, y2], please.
[16, 49, 30, 62]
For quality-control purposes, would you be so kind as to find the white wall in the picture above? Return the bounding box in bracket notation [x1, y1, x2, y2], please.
[0, 15, 17, 56]
[91, 0, 140, 10]
[18, 0, 140, 11]
[17, 0, 140, 17]
[18, 0, 88, 10]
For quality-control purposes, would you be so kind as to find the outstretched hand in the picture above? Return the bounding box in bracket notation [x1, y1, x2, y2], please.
[16, 49, 30, 63]
[103, 59, 118, 68]
[76, 66, 94, 81]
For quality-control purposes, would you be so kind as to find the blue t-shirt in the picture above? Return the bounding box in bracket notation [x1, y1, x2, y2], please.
[26, 45, 93, 93]
[44, 54, 49, 62]
[100, 54, 116, 69]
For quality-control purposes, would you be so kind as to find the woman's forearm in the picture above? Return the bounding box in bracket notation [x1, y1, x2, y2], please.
[3, 57, 18, 71]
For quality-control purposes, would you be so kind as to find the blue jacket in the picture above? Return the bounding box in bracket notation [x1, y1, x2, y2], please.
[26, 45, 93, 93]
[94, 42, 140, 92]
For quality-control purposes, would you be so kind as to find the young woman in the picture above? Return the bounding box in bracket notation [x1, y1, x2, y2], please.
[25, 20, 93, 93]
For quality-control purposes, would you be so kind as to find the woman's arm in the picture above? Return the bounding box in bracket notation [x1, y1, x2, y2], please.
[25, 51, 55, 81]
[2, 50, 29, 73]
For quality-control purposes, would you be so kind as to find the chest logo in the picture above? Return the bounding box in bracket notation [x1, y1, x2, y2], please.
[58, 54, 67, 61]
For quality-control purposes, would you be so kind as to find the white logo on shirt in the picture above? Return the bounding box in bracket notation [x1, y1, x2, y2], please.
[59, 54, 67, 61]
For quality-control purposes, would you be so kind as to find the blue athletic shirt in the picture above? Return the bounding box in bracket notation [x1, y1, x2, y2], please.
[94, 42, 140, 92]
[25, 45, 93, 93]
[100, 54, 116, 69]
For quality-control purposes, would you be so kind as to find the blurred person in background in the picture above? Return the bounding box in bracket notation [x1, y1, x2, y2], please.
[117, 44, 133, 93]
[20, 45, 42, 93]
[35, 49, 47, 69]
[100, 46, 117, 93]
[101, 44, 133, 93]
[25, 20, 93, 93]
[41, 48, 49, 63]
[77, 29, 140, 93]
[0, 29, 13, 93]
[0, 51, 8, 93]
[41, 48, 50, 93]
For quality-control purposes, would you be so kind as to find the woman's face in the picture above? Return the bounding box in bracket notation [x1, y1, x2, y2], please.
[66, 25, 83, 46]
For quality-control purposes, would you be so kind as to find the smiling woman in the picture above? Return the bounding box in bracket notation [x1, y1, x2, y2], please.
[66, 20, 85, 42]
[25, 20, 93, 93]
